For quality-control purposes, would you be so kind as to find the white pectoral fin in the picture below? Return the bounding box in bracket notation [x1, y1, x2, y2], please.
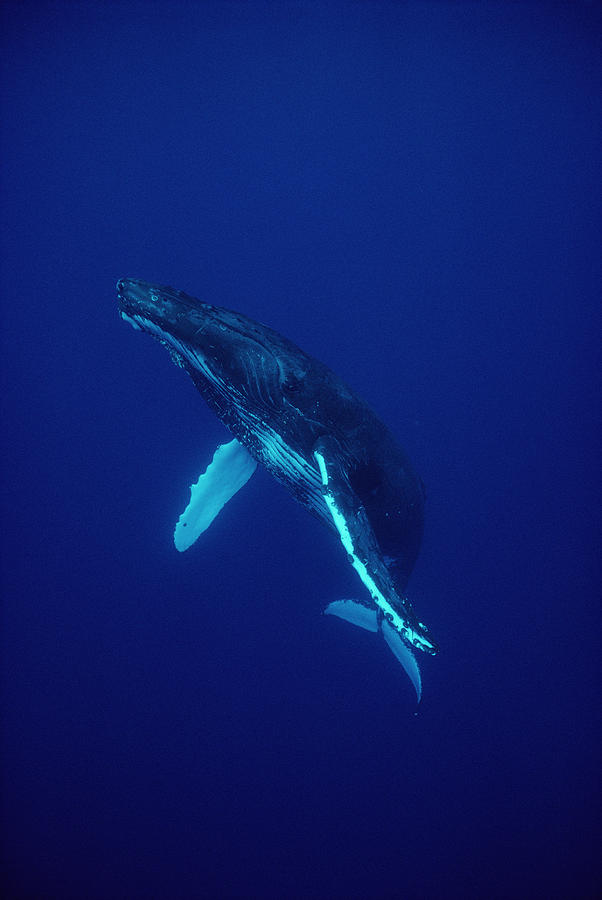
[324, 599, 379, 632]
[174, 438, 257, 551]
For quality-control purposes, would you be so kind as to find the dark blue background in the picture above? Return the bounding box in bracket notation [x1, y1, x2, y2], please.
[1, 2, 599, 898]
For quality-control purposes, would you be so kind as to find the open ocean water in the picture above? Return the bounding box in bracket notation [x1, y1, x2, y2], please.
[1, 2, 600, 899]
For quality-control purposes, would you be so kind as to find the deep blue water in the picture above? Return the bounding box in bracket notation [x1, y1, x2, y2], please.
[1, 2, 600, 898]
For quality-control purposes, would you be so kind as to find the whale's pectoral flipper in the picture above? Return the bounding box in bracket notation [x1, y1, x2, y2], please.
[174, 439, 257, 551]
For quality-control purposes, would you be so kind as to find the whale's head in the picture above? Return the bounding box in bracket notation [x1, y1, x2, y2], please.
[117, 278, 315, 420]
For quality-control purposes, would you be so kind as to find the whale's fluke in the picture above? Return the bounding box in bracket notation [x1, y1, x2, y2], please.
[382, 619, 422, 703]
[325, 598, 422, 702]
[324, 599, 379, 632]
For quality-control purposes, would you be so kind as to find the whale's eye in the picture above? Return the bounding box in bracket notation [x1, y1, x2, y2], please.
[283, 375, 301, 393]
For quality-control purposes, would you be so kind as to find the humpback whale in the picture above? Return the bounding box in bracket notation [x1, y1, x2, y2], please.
[117, 278, 437, 700]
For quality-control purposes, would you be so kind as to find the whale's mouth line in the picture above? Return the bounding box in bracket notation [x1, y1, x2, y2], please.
[117, 277, 207, 315]
[119, 308, 175, 344]
[118, 281, 273, 358]
[119, 310, 144, 331]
